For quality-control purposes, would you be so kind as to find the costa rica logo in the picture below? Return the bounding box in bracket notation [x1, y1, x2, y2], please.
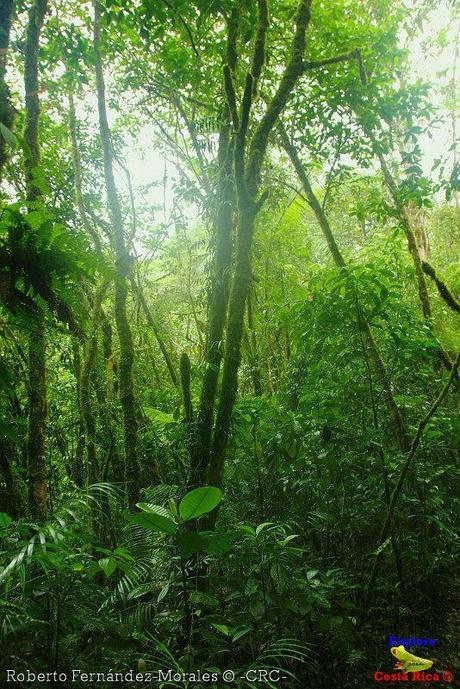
[372, 640, 455, 683]
[390, 645, 434, 673]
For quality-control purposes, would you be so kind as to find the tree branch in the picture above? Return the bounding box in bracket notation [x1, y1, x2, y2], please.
[246, 0, 312, 193]
[303, 48, 360, 71]
[422, 261, 460, 313]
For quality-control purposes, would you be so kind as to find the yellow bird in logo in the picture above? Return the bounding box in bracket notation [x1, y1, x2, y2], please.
[391, 645, 434, 672]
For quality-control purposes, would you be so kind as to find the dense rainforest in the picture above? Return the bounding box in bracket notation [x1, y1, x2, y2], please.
[0, 0, 459, 686]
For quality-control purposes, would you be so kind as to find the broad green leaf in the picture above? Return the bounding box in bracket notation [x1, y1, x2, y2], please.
[179, 486, 222, 521]
[98, 557, 117, 577]
[211, 623, 230, 636]
[136, 502, 171, 518]
[255, 522, 273, 536]
[128, 512, 177, 534]
[232, 626, 252, 642]
[72, 562, 85, 572]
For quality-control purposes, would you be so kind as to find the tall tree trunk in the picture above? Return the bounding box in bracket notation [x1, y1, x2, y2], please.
[188, 121, 235, 486]
[0, 0, 15, 180]
[24, 0, 48, 523]
[209, 204, 258, 487]
[207, 0, 313, 501]
[68, 86, 105, 487]
[93, 1, 140, 505]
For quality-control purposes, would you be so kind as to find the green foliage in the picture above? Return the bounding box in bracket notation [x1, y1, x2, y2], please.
[0, 0, 458, 686]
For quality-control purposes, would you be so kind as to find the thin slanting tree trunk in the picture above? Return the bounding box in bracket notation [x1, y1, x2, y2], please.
[69, 86, 105, 488]
[131, 277, 179, 387]
[69, 89, 128, 487]
[279, 124, 411, 454]
[93, 1, 140, 505]
[363, 145, 453, 371]
[365, 350, 460, 609]
[422, 261, 460, 313]
[280, 125, 459, 607]
[24, 0, 48, 523]
[374, 149, 432, 321]
[0, 0, 15, 180]
[331, 48, 451, 367]
[208, 0, 313, 498]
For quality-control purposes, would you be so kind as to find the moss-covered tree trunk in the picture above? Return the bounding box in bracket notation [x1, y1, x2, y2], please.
[0, 0, 15, 180]
[93, 1, 140, 505]
[24, 0, 48, 523]
[375, 150, 432, 321]
[357, 111, 452, 369]
[206, 0, 313, 503]
[209, 204, 257, 487]
[188, 121, 235, 487]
